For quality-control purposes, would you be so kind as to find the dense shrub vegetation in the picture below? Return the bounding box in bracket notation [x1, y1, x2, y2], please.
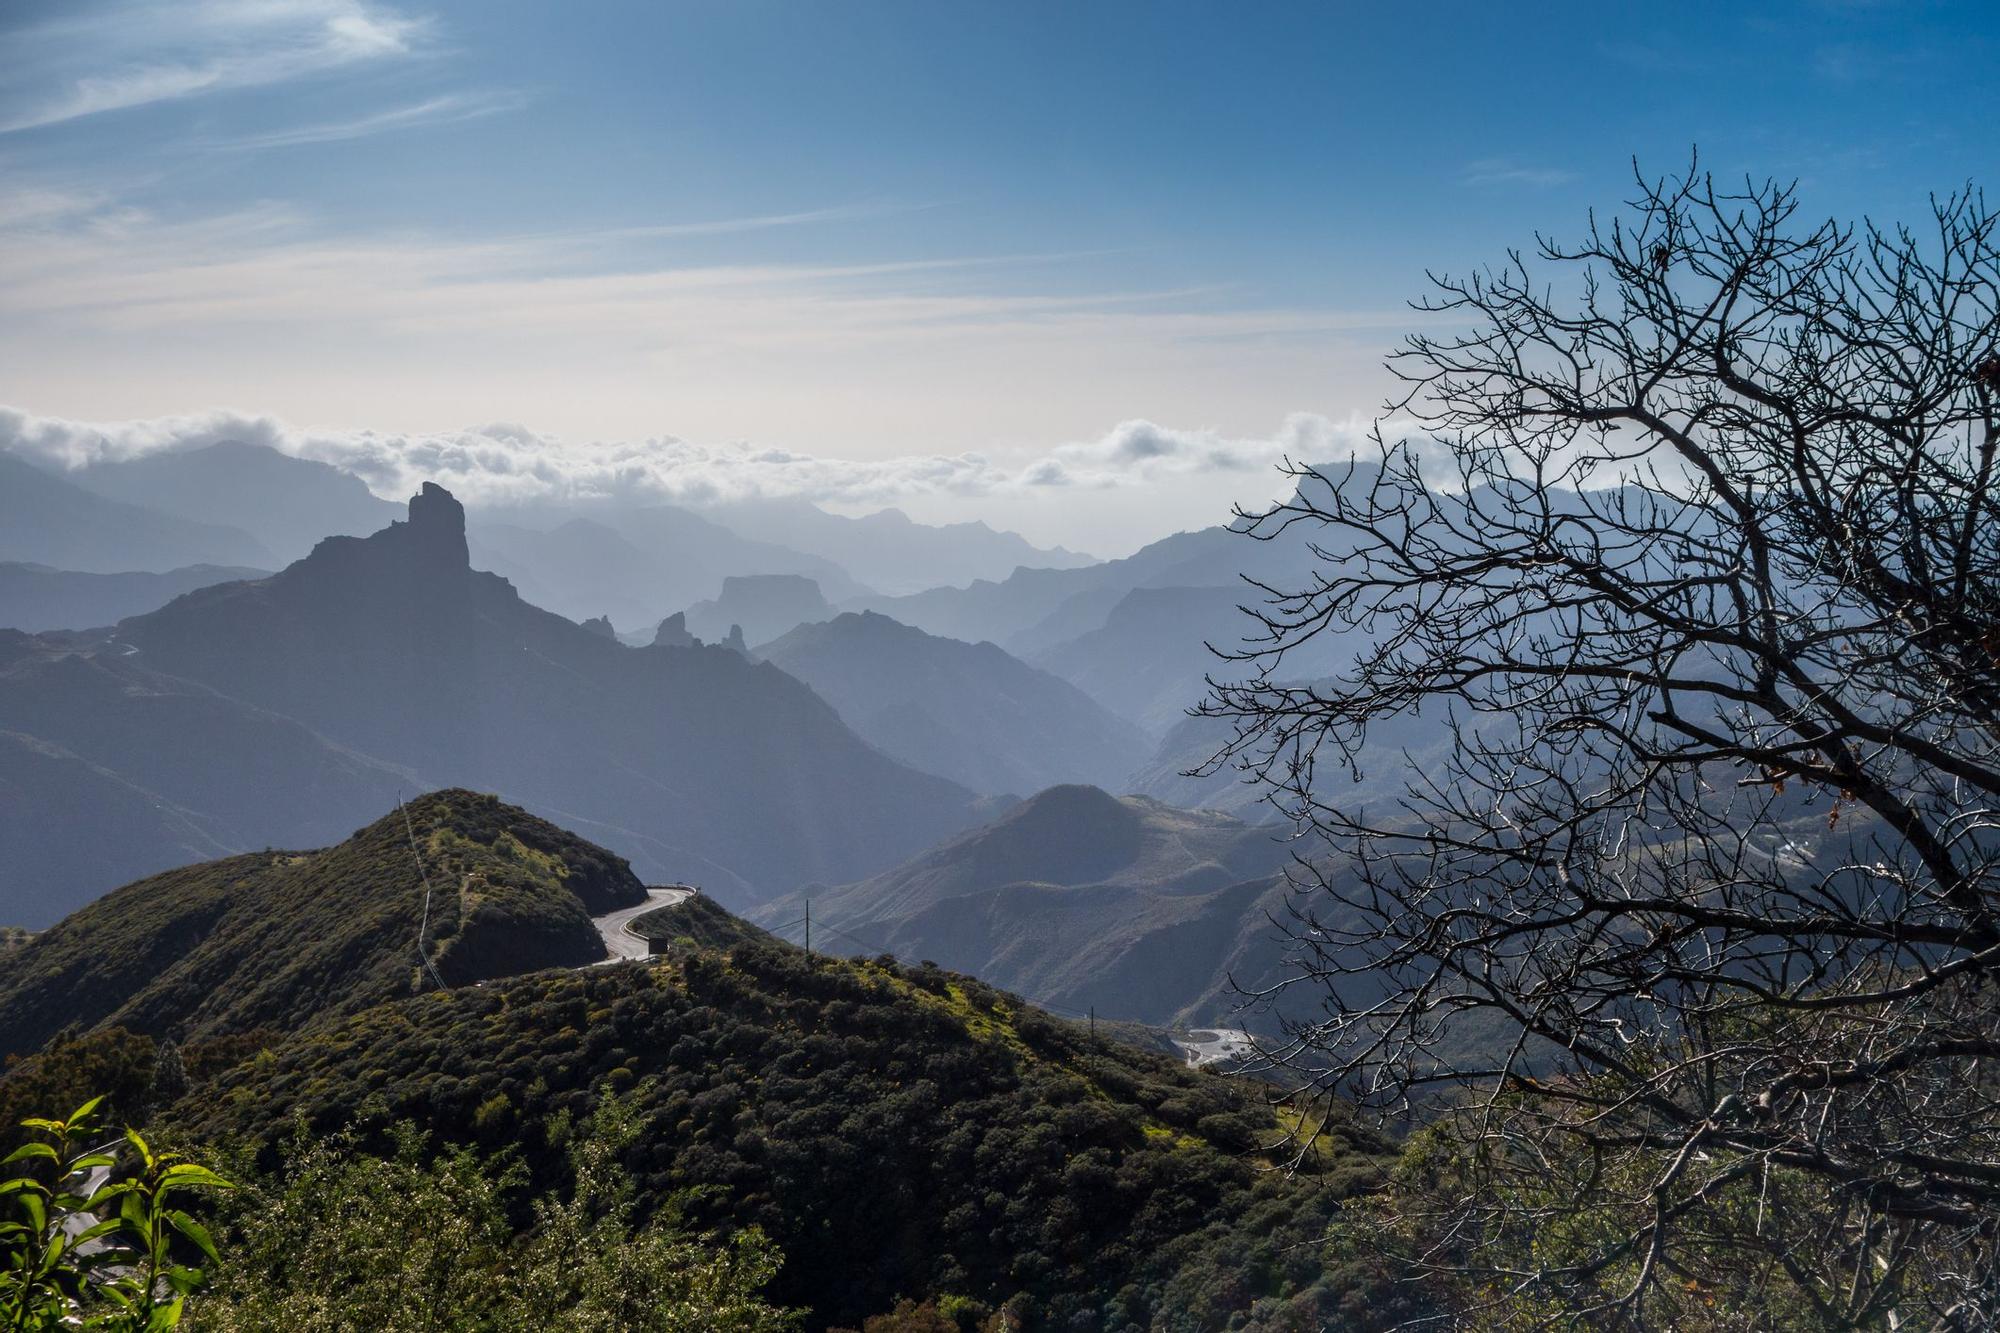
[189, 1094, 795, 1331]
[166, 944, 1403, 1329]
[0, 791, 643, 1061]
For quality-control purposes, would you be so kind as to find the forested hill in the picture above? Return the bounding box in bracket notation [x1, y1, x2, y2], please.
[0, 789, 644, 1061]
[168, 937, 1405, 1330]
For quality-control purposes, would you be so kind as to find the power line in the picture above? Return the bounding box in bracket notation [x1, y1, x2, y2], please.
[398, 794, 450, 994]
[760, 912, 1216, 1049]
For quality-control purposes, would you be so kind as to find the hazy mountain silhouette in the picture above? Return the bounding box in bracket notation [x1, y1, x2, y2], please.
[0, 627, 416, 926]
[757, 611, 1150, 795]
[0, 453, 272, 573]
[1027, 585, 1254, 734]
[0, 562, 268, 632]
[0, 790, 646, 1060]
[753, 784, 1302, 1028]
[683, 573, 832, 647]
[467, 504, 866, 631]
[70, 441, 401, 565]
[708, 497, 1095, 594]
[0, 731, 238, 930]
[848, 465, 1383, 656]
[761, 783, 1283, 929]
[114, 484, 980, 903]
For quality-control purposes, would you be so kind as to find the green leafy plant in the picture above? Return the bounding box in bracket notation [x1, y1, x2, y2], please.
[0, 1096, 231, 1331]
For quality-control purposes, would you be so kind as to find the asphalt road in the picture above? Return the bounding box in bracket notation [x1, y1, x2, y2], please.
[591, 885, 696, 962]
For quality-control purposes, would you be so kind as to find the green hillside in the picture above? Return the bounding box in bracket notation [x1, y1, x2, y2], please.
[171, 940, 1403, 1330]
[0, 789, 644, 1061]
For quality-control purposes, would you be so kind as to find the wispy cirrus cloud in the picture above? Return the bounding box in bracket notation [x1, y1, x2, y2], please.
[0, 183, 1404, 461]
[201, 89, 524, 151]
[0, 0, 427, 133]
[1461, 157, 1578, 188]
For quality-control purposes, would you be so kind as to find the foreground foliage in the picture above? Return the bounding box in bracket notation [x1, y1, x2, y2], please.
[190, 1094, 794, 1332]
[0, 1097, 231, 1330]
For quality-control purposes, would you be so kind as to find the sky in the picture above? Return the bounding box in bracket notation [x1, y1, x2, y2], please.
[1, 0, 1996, 554]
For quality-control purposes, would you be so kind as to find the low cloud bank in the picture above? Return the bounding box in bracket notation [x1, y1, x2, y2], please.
[0, 405, 1381, 509]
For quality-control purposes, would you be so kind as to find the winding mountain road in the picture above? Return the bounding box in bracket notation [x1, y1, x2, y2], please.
[592, 885, 696, 962]
[1174, 1028, 1256, 1068]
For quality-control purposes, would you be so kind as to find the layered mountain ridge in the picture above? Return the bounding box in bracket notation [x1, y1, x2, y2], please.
[1, 482, 985, 920]
[756, 610, 1149, 795]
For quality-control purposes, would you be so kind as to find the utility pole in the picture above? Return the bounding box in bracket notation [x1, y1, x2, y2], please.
[804, 898, 811, 955]
[1089, 1006, 1095, 1042]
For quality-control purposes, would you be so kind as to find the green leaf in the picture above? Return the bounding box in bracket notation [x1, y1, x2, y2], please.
[158, 1165, 231, 1193]
[86, 1180, 136, 1212]
[162, 1211, 219, 1266]
[74, 1219, 124, 1245]
[0, 1144, 56, 1168]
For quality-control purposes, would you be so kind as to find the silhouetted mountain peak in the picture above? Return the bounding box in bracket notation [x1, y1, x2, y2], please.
[408, 481, 470, 567]
[1003, 782, 1140, 836]
[285, 480, 471, 587]
[651, 611, 697, 647]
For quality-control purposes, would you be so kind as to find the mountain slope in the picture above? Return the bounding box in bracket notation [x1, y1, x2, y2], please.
[0, 562, 268, 632]
[167, 929, 1398, 1330]
[114, 483, 980, 902]
[1028, 584, 1254, 734]
[0, 731, 239, 929]
[762, 783, 1286, 929]
[0, 790, 644, 1061]
[756, 611, 1150, 795]
[0, 453, 272, 573]
[0, 629, 417, 925]
[466, 518, 674, 636]
[753, 785, 1312, 1031]
[70, 441, 400, 565]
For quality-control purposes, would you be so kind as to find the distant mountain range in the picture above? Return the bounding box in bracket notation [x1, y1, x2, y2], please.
[704, 496, 1095, 594]
[68, 441, 402, 565]
[0, 626, 418, 927]
[0, 562, 269, 632]
[468, 507, 866, 633]
[684, 573, 834, 647]
[1, 483, 986, 921]
[758, 611, 1149, 795]
[0, 453, 272, 573]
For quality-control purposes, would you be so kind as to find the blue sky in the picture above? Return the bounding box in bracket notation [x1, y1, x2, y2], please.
[1, 0, 1994, 550]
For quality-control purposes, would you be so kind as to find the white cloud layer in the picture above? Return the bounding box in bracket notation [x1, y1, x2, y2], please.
[0, 0, 424, 133]
[0, 404, 1382, 513]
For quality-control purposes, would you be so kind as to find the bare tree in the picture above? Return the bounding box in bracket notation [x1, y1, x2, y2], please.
[1204, 164, 2000, 1327]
